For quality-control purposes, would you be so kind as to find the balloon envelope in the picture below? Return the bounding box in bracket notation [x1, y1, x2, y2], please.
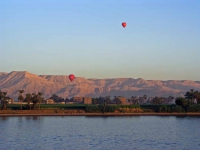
[122, 22, 127, 28]
[69, 74, 75, 82]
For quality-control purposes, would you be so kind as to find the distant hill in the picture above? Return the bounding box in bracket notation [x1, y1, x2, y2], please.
[1, 71, 200, 100]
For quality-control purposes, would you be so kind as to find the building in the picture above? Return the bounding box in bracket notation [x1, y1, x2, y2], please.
[12, 102, 21, 105]
[118, 97, 127, 105]
[70, 97, 92, 104]
[7, 98, 14, 104]
[57, 102, 65, 104]
[66, 102, 74, 104]
[72, 97, 83, 103]
[0, 98, 14, 104]
[83, 97, 92, 104]
[45, 99, 55, 104]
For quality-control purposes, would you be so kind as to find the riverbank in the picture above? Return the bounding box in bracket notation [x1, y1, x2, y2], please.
[1, 113, 200, 117]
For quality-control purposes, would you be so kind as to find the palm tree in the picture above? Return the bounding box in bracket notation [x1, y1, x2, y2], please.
[105, 96, 111, 104]
[37, 92, 43, 109]
[113, 96, 122, 104]
[194, 91, 200, 104]
[143, 95, 147, 103]
[65, 98, 70, 104]
[152, 97, 163, 105]
[18, 90, 24, 110]
[175, 97, 188, 112]
[185, 89, 195, 103]
[32, 93, 37, 109]
[0, 91, 9, 110]
[25, 93, 32, 110]
[0, 90, 5, 101]
[131, 96, 138, 105]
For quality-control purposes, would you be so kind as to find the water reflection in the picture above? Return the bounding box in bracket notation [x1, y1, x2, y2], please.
[175, 116, 188, 119]
[0, 116, 199, 150]
[0, 116, 8, 121]
[175, 116, 200, 119]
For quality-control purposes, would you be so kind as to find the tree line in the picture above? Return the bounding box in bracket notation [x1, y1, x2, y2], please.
[174, 89, 200, 112]
[1, 89, 200, 112]
[0, 90, 44, 110]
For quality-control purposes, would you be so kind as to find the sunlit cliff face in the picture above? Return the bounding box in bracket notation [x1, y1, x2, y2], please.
[1, 71, 200, 100]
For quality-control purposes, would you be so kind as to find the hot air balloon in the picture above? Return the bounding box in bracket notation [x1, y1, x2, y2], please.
[69, 74, 75, 82]
[122, 22, 127, 28]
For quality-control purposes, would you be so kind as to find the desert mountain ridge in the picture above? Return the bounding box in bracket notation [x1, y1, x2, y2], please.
[1, 71, 200, 100]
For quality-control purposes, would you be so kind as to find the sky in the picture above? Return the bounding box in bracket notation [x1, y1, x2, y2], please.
[1, 0, 200, 80]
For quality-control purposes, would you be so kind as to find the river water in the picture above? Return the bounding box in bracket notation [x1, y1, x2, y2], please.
[0, 116, 199, 150]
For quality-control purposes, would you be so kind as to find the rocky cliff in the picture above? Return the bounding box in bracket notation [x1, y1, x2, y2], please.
[1, 71, 200, 100]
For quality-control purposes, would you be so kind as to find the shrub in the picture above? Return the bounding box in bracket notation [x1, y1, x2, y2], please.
[105, 106, 117, 112]
[170, 105, 184, 113]
[157, 105, 185, 113]
[85, 105, 100, 113]
[187, 104, 200, 112]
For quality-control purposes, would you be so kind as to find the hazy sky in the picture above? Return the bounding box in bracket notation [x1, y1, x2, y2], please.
[1, 0, 200, 80]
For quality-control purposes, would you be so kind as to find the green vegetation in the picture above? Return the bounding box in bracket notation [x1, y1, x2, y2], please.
[49, 94, 66, 103]
[18, 90, 24, 110]
[1, 89, 200, 113]
[85, 105, 141, 113]
[0, 91, 10, 110]
[7, 104, 87, 110]
[187, 105, 200, 112]
[157, 105, 185, 113]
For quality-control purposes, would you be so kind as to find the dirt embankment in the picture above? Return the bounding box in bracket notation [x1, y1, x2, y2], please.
[1, 110, 200, 116]
[0, 109, 85, 115]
